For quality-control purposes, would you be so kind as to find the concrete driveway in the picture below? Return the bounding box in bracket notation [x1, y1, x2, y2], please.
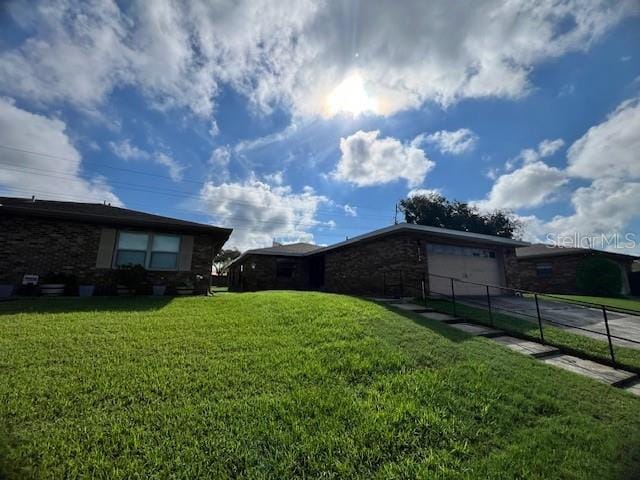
[461, 295, 640, 350]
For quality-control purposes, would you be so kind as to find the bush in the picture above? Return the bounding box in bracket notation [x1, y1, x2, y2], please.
[576, 256, 623, 297]
[115, 265, 147, 293]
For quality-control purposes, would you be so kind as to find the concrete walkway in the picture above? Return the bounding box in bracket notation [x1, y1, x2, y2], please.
[370, 298, 640, 397]
[460, 296, 640, 350]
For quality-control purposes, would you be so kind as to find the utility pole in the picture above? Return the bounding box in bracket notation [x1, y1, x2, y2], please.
[394, 203, 399, 225]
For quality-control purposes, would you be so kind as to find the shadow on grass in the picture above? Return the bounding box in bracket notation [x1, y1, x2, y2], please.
[0, 296, 174, 315]
[367, 299, 473, 344]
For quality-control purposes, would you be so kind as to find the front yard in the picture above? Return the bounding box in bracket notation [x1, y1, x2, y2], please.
[1, 292, 640, 479]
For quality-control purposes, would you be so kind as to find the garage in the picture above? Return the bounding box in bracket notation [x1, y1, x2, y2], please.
[426, 243, 504, 296]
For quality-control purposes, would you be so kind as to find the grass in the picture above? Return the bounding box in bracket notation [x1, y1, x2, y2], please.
[423, 297, 640, 373]
[544, 295, 640, 313]
[0, 292, 639, 479]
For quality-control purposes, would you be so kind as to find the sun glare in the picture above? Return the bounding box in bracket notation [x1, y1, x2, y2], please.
[326, 72, 377, 116]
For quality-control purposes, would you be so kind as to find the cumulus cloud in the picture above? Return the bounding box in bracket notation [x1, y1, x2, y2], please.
[0, 97, 120, 204]
[567, 98, 640, 179]
[0, 1, 636, 119]
[332, 130, 435, 187]
[109, 139, 184, 181]
[477, 161, 568, 210]
[505, 138, 565, 171]
[416, 129, 478, 155]
[199, 178, 328, 250]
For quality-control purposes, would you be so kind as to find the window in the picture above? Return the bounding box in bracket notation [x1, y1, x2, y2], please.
[276, 258, 296, 278]
[536, 263, 553, 278]
[150, 235, 180, 269]
[115, 232, 181, 270]
[115, 232, 149, 267]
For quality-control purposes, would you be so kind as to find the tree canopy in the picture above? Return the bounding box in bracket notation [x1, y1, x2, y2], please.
[399, 192, 521, 239]
[213, 248, 241, 275]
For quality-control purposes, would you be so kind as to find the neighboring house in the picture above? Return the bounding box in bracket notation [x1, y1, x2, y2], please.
[515, 244, 637, 295]
[0, 197, 232, 293]
[228, 223, 527, 296]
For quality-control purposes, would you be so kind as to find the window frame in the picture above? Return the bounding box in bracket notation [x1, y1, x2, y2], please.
[276, 258, 296, 278]
[113, 231, 182, 271]
[535, 262, 553, 278]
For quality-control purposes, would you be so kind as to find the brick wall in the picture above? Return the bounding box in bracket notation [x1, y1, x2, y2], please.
[0, 215, 217, 294]
[228, 254, 309, 291]
[516, 254, 632, 295]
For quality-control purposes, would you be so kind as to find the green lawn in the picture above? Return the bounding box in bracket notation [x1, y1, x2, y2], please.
[1, 292, 640, 479]
[424, 297, 640, 373]
[544, 295, 640, 313]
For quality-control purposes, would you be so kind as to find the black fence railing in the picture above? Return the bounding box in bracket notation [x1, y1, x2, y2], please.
[411, 272, 640, 370]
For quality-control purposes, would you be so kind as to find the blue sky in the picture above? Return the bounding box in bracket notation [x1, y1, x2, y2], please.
[0, 1, 639, 251]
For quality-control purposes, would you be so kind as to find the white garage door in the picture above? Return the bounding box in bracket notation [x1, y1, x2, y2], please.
[426, 243, 503, 296]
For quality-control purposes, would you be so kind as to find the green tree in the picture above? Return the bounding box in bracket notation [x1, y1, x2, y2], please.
[399, 192, 521, 238]
[213, 249, 241, 275]
[576, 257, 623, 297]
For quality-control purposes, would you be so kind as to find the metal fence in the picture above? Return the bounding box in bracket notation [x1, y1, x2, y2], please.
[407, 271, 640, 370]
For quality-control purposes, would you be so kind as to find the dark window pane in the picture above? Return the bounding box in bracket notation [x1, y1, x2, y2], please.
[276, 259, 296, 278]
[150, 252, 178, 269]
[116, 250, 146, 267]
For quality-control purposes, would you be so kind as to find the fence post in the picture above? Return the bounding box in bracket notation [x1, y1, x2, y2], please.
[451, 278, 457, 316]
[486, 285, 493, 326]
[602, 306, 616, 366]
[534, 294, 545, 344]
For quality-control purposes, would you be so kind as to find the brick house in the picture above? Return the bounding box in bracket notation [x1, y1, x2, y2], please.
[515, 244, 638, 295]
[228, 223, 527, 296]
[0, 197, 232, 294]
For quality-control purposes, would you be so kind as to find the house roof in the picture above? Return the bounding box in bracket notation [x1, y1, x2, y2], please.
[0, 196, 233, 237]
[229, 223, 527, 267]
[516, 243, 639, 261]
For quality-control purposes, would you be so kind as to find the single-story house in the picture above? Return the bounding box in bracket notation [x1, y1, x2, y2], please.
[0, 197, 232, 294]
[228, 223, 528, 297]
[515, 244, 638, 295]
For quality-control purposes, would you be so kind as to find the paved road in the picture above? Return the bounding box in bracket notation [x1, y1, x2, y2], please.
[461, 295, 640, 350]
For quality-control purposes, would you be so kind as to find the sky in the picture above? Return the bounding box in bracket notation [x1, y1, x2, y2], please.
[0, 0, 639, 252]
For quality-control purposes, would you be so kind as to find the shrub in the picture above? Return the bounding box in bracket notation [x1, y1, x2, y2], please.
[576, 256, 623, 297]
[115, 265, 147, 293]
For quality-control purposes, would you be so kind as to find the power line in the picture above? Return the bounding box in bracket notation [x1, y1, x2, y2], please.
[0, 143, 391, 215]
[0, 185, 390, 234]
[0, 161, 394, 222]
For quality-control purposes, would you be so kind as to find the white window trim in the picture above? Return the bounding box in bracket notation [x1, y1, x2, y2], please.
[113, 231, 182, 271]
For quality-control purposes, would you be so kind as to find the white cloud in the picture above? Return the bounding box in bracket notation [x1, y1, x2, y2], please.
[209, 119, 220, 138]
[417, 128, 478, 155]
[538, 138, 565, 157]
[332, 130, 435, 188]
[264, 171, 284, 186]
[0, 1, 636, 119]
[505, 137, 565, 171]
[567, 98, 640, 179]
[407, 188, 442, 198]
[477, 161, 568, 210]
[199, 177, 328, 250]
[343, 204, 358, 217]
[154, 152, 184, 182]
[0, 97, 120, 204]
[109, 139, 185, 182]
[208, 146, 231, 168]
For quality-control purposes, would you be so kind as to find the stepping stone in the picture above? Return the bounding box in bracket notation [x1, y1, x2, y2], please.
[448, 322, 503, 336]
[491, 336, 559, 356]
[623, 379, 640, 397]
[542, 354, 636, 385]
[394, 303, 431, 311]
[419, 312, 461, 322]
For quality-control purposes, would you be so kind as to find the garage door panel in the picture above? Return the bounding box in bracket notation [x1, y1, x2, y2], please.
[427, 244, 503, 296]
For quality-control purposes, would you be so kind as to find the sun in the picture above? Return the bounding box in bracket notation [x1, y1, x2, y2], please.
[326, 72, 377, 116]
